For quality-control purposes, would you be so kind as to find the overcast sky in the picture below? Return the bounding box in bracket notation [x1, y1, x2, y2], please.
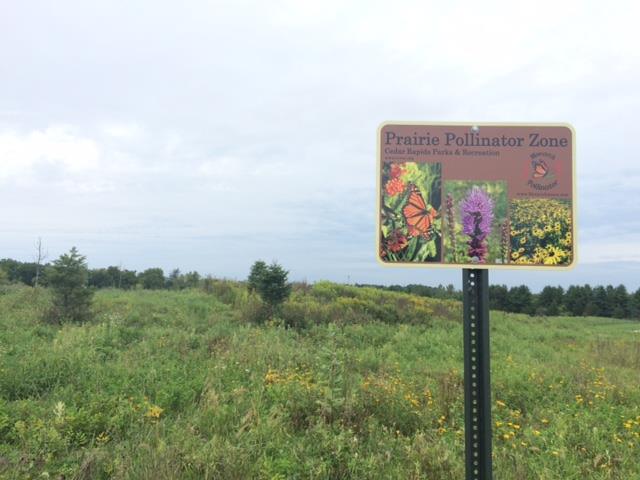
[2, 0, 639, 291]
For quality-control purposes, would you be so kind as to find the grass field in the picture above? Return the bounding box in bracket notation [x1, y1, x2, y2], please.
[0, 283, 639, 479]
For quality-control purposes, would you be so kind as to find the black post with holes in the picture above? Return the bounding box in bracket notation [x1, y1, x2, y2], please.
[463, 268, 493, 480]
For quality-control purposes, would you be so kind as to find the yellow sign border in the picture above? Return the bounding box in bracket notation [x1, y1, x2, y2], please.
[376, 121, 577, 271]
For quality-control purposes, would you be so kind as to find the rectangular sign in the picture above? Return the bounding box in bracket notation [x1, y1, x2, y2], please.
[377, 122, 576, 269]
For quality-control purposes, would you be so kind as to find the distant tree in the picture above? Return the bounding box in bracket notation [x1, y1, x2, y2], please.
[592, 286, 610, 317]
[88, 268, 113, 288]
[203, 274, 214, 294]
[611, 284, 630, 319]
[581, 285, 594, 316]
[0, 258, 39, 286]
[138, 268, 165, 289]
[106, 266, 122, 288]
[45, 247, 94, 323]
[0, 259, 19, 282]
[631, 288, 640, 320]
[564, 285, 585, 316]
[536, 286, 564, 316]
[489, 284, 509, 311]
[119, 269, 138, 290]
[247, 260, 268, 293]
[167, 268, 184, 290]
[34, 237, 48, 288]
[183, 271, 201, 288]
[506, 285, 533, 314]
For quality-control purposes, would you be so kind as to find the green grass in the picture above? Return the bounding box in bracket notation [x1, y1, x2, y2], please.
[0, 283, 638, 479]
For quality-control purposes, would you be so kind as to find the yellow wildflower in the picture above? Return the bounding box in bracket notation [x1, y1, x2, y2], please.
[145, 405, 164, 419]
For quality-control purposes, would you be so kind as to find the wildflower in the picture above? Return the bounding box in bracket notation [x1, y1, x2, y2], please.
[145, 405, 164, 419]
[264, 368, 280, 385]
[389, 163, 405, 179]
[544, 246, 566, 265]
[386, 230, 409, 253]
[53, 401, 66, 423]
[460, 186, 494, 263]
[385, 178, 405, 197]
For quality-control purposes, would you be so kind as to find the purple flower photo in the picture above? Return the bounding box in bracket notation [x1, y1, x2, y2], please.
[443, 181, 507, 265]
[460, 187, 494, 263]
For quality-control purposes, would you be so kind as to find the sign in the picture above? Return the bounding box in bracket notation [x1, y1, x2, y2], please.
[377, 122, 576, 269]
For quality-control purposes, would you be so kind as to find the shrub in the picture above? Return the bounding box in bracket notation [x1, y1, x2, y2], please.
[44, 247, 94, 324]
[237, 294, 272, 324]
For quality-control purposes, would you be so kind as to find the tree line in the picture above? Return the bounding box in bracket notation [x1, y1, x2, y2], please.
[2, 255, 639, 320]
[0, 257, 202, 291]
[358, 283, 640, 320]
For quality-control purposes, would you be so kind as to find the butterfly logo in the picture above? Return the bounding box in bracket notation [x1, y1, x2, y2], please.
[403, 184, 437, 239]
[532, 158, 549, 179]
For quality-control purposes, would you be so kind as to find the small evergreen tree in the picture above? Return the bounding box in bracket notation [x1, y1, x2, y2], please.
[247, 260, 267, 293]
[257, 262, 291, 307]
[45, 247, 94, 323]
[247, 261, 291, 322]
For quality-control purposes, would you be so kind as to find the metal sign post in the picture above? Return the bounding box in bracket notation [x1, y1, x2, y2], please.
[463, 269, 492, 480]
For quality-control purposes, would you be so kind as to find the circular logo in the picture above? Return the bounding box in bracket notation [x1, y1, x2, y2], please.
[526, 152, 559, 191]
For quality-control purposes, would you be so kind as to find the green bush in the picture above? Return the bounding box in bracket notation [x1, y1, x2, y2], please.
[208, 279, 240, 305]
[236, 293, 272, 324]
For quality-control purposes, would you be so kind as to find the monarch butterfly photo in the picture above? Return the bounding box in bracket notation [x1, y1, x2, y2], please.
[403, 184, 437, 240]
[379, 162, 441, 263]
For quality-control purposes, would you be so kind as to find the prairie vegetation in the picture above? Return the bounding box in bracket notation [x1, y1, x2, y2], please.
[0, 282, 638, 479]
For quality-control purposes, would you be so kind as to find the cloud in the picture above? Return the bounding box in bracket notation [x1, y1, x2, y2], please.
[0, 126, 100, 181]
[0, 1, 639, 289]
[102, 123, 143, 139]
